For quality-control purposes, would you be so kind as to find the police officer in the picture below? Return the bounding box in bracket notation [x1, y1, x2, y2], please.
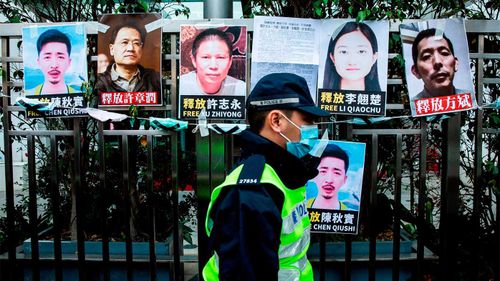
[203, 73, 330, 280]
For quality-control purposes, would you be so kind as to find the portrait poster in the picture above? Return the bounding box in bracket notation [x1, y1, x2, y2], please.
[251, 16, 320, 102]
[179, 25, 247, 120]
[96, 13, 162, 106]
[317, 20, 389, 117]
[306, 140, 366, 234]
[22, 23, 88, 118]
[400, 19, 476, 117]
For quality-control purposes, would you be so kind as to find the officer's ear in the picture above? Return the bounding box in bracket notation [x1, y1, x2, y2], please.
[267, 110, 284, 133]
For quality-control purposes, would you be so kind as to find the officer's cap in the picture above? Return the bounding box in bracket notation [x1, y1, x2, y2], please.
[247, 73, 330, 117]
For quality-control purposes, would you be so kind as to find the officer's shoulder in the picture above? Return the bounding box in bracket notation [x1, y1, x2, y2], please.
[236, 154, 266, 186]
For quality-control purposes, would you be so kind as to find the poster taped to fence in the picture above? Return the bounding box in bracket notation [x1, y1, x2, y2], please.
[96, 13, 162, 106]
[22, 24, 88, 118]
[179, 25, 247, 120]
[400, 19, 476, 117]
[251, 16, 320, 102]
[317, 20, 389, 117]
[306, 140, 366, 234]
[23, 23, 88, 96]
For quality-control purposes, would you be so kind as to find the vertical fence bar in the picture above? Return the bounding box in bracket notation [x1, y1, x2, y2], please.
[497, 155, 500, 281]
[344, 123, 353, 281]
[2, 36, 18, 281]
[121, 135, 133, 281]
[27, 135, 40, 281]
[319, 234, 325, 281]
[170, 33, 178, 119]
[344, 235, 352, 281]
[224, 134, 233, 171]
[472, 33, 485, 281]
[147, 135, 157, 281]
[417, 121, 427, 277]
[98, 122, 110, 281]
[196, 133, 211, 277]
[73, 119, 86, 281]
[440, 115, 461, 280]
[171, 132, 181, 281]
[50, 135, 62, 281]
[368, 134, 378, 281]
[392, 134, 402, 281]
[211, 134, 226, 186]
[170, 32, 182, 281]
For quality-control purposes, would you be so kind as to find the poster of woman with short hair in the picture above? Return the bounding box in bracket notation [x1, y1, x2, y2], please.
[179, 25, 247, 120]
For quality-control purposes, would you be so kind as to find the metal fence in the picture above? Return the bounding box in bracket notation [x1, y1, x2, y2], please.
[1, 19, 499, 281]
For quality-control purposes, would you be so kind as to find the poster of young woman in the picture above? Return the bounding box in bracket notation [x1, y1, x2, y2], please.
[96, 13, 162, 106]
[179, 25, 247, 120]
[400, 19, 476, 117]
[22, 23, 88, 118]
[306, 140, 366, 234]
[318, 20, 389, 117]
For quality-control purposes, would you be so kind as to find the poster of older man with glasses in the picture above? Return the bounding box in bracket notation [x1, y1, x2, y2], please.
[96, 13, 162, 106]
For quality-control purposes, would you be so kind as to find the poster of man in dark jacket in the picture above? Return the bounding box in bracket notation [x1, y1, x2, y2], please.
[96, 13, 162, 106]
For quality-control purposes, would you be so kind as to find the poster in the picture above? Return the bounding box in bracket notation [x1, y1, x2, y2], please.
[317, 20, 389, 116]
[306, 141, 366, 234]
[22, 23, 88, 118]
[251, 16, 320, 102]
[179, 25, 247, 120]
[400, 19, 476, 117]
[96, 13, 162, 106]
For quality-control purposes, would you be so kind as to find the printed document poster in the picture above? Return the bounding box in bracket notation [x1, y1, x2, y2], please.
[22, 23, 87, 118]
[306, 140, 366, 234]
[251, 16, 320, 102]
[179, 25, 247, 120]
[318, 20, 389, 117]
[96, 13, 162, 106]
[400, 19, 476, 117]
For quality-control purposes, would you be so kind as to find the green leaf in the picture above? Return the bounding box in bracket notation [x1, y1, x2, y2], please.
[394, 54, 405, 67]
[391, 33, 401, 43]
[139, 1, 149, 12]
[10, 15, 21, 23]
[490, 114, 500, 125]
[129, 105, 138, 118]
[315, 7, 323, 17]
[356, 10, 366, 22]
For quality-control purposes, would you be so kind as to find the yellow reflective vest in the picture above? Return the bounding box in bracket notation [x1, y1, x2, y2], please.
[203, 157, 313, 281]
